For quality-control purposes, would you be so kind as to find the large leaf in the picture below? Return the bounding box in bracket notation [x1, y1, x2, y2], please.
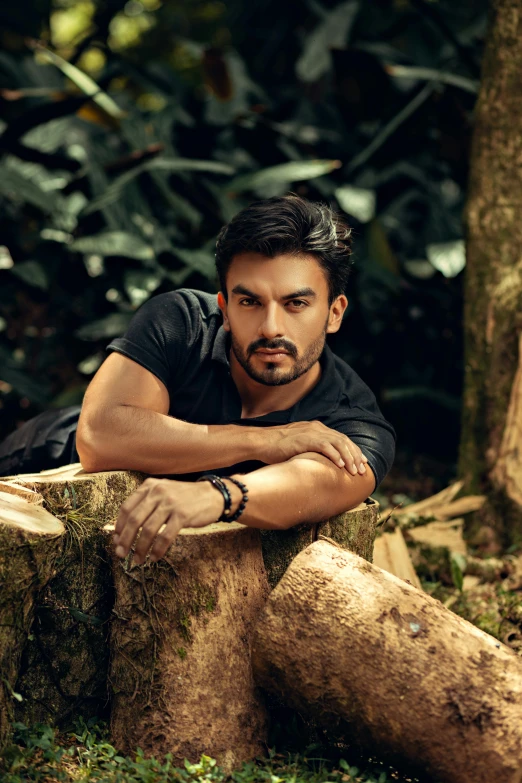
[172, 247, 216, 280]
[124, 269, 163, 307]
[296, 1, 359, 83]
[0, 345, 52, 404]
[75, 313, 132, 341]
[225, 160, 341, 195]
[335, 185, 376, 223]
[82, 158, 235, 217]
[426, 240, 466, 278]
[70, 232, 155, 261]
[34, 45, 125, 120]
[0, 164, 61, 214]
[10, 261, 48, 290]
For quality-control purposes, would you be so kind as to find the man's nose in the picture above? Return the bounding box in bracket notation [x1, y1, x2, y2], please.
[259, 303, 284, 339]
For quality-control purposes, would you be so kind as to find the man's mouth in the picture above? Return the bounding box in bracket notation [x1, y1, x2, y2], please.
[256, 349, 290, 355]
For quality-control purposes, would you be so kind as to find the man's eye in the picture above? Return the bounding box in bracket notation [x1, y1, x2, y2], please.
[239, 298, 258, 306]
[288, 300, 307, 308]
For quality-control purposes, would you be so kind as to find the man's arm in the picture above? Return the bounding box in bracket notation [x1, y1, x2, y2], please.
[77, 353, 368, 475]
[113, 454, 375, 564]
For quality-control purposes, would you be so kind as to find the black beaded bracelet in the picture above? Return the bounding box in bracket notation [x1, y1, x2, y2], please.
[196, 474, 231, 521]
[221, 476, 249, 522]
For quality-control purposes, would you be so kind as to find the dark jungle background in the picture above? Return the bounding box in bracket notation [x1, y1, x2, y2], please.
[0, 0, 488, 491]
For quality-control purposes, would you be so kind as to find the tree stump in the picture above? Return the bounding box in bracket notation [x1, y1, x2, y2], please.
[0, 492, 64, 748]
[2, 464, 144, 725]
[261, 499, 378, 587]
[252, 540, 522, 783]
[108, 522, 270, 772]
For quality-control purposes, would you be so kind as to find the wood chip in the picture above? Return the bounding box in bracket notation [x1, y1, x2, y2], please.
[373, 528, 422, 589]
[407, 518, 467, 556]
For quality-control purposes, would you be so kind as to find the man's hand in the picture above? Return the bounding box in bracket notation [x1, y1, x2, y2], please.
[112, 478, 224, 564]
[261, 420, 369, 476]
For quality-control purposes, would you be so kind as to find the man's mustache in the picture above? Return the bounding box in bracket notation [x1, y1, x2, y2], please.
[248, 338, 298, 359]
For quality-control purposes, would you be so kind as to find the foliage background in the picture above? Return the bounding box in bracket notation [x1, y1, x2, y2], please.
[0, 0, 488, 479]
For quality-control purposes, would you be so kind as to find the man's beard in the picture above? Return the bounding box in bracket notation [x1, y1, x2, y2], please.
[230, 327, 327, 387]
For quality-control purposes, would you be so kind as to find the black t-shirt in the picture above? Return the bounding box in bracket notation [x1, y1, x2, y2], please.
[107, 288, 395, 487]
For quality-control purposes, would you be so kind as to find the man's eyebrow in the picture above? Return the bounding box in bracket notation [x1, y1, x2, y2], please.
[230, 285, 317, 300]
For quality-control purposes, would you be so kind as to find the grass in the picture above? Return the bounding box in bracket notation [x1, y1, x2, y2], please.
[0, 719, 421, 783]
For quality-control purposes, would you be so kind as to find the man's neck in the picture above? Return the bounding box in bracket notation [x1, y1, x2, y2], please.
[229, 351, 322, 419]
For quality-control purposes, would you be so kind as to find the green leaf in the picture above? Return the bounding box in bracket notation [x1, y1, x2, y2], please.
[296, 1, 359, 82]
[68, 607, 104, 626]
[225, 159, 341, 195]
[426, 240, 466, 278]
[124, 269, 163, 307]
[450, 553, 466, 593]
[34, 44, 125, 120]
[0, 164, 61, 214]
[11, 260, 49, 290]
[82, 158, 234, 217]
[172, 247, 216, 280]
[70, 232, 155, 261]
[335, 185, 376, 223]
[75, 313, 132, 341]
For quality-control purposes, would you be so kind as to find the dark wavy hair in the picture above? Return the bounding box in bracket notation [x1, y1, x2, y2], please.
[215, 194, 353, 304]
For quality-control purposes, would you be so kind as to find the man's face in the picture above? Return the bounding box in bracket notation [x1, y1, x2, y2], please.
[218, 252, 346, 387]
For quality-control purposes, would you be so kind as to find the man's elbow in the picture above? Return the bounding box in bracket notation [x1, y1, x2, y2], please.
[76, 415, 114, 473]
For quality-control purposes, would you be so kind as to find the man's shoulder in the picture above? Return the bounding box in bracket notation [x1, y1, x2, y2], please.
[150, 288, 220, 323]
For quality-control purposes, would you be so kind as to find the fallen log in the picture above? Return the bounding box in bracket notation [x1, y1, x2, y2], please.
[0, 492, 64, 748]
[108, 522, 269, 772]
[261, 498, 378, 587]
[252, 540, 522, 783]
[3, 464, 144, 726]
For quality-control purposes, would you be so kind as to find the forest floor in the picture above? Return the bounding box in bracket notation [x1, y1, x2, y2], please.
[1, 454, 518, 783]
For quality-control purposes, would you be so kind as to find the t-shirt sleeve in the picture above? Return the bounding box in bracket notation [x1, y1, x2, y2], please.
[330, 407, 396, 490]
[106, 291, 196, 389]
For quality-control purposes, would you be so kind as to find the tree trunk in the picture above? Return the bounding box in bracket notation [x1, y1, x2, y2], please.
[261, 499, 378, 587]
[0, 492, 64, 747]
[3, 464, 144, 726]
[460, 0, 522, 543]
[252, 540, 522, 783]
[108, 522, 269, 772]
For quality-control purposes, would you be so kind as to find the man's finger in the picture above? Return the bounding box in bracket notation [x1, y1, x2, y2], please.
[115, 497, 159, 558]
[114, 483, 151, 536]
[132, 508, 171, 564]
[149, 517, 183, 562]
[317, 441, 345, 468]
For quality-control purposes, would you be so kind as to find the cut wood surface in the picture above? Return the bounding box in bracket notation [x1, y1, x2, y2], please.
[394, 481, 463, 517]
[0, 481, 43, 504]
[108, 522, 269, 772]
[0, 493, 64, 748]
[252, 540, 522, 783]
[261, 499, 378, 587]
[372, 528, 422, 589]
[2, 464, 144, 726]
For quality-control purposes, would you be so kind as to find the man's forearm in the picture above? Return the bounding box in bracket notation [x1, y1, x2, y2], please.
[229, 453, 376, 531]
[77, 404, 267, 474]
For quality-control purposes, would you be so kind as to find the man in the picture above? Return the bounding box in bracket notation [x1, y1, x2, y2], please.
[0, 195, 395, 564]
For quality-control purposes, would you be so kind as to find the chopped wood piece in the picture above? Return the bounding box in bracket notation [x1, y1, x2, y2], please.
[252, 540, 522, 783]
[432, 496, 486, 520]
[394, 481, 464, 517]
[0, 493, 64, 748]
[0, 481, 43, 504]
[108, 522, 269, 772]
[407, 518, 467, 556]
[373, 528, 422, 589]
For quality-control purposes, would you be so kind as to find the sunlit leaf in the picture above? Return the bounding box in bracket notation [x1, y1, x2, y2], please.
[70, 232, 155, 261]
[335, 185, 376, 223]
[0, 246, 14, 270]
[225, 159, 341, 195]
[75, 313, 132, 341]
[0, 164, 61, 214]
[11, 261, 49, 290]
[426, 240, 466, 278]
[296, 1, 359, 83]
[124, 269, 163, 307]
[82, 158, 234, 216]
[34, 44, 126, 120]
[173, 247, 216, 280]
[450, 552, 466, 592]
[403, 259, 436, 279]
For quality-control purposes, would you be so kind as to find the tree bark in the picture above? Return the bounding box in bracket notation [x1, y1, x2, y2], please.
[252, 540, 522, 783]
[261, 499, 378, 587]
[3, 464, 144, 726]
[0, 492, 64, 747]
[108, 523, 269, 772]
[460, 0, 522, 543]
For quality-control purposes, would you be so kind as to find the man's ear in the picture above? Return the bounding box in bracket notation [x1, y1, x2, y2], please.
[326, 295, 348, 334]
[217, 291, 230, 331]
